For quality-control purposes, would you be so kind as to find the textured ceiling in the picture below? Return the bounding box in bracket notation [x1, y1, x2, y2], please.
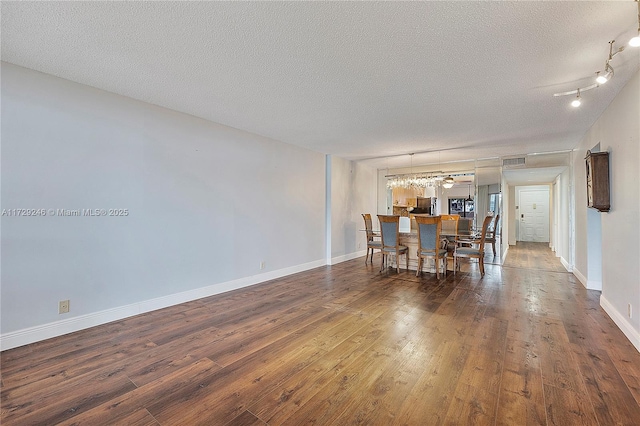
[2, 1, 639, 183]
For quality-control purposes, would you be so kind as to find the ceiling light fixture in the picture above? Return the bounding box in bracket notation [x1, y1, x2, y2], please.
[571, 89, 582, 107]
[554, 39, 625, 105]
[442, 176, 455, 189]
[595, 41, 619, 84]
[630, 0, 640, 47]
[386, 172, 473, 190]
[595, 62, 614, 84]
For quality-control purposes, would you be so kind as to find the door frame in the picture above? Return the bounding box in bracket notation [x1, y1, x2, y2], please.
[516, 185, 551, 242]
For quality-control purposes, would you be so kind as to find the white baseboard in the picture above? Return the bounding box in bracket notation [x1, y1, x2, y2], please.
[573, 267, 587, 287]
[330, 249, 367, 265]
[501, 244, 509, 263]
[560, 256, 572, 273]
[600, 295, 640, 353]
[0, 258, 327, 351]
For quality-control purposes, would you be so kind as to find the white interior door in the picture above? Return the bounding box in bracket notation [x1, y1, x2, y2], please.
[519, 189, 549, 242]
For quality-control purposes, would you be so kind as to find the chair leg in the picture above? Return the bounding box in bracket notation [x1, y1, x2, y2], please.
[365, 248, 369, 264]
[416, 257, 421, 277]
[405, 251, 409, 272]
[480, 255, 485, 277]
[453, 256, 456, 275]
[492, 241, 496, 255]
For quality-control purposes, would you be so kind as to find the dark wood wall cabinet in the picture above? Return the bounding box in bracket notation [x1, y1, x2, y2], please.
[585, 150, 610, 212]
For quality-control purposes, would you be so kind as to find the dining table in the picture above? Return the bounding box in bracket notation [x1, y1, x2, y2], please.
[362, 228, 479, 273]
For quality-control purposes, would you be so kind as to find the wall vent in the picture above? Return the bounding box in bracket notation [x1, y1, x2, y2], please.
[503, 157, 526, 168]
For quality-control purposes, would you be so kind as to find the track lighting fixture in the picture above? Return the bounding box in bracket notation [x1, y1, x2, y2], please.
[595, 61, 614, 84]
[553, 1, 640, 107]
[596, 41, 619, 85]
[553, 39, 625, 106]
[630, 0, 640, 47]
[595, 71, 608, 85]
[571, 89, 582, 107]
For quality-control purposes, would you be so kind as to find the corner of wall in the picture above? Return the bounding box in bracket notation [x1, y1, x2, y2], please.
[600, 294, 640, 353]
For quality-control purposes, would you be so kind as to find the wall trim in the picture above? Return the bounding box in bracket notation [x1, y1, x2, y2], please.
[572, 266, 603, 290]
[0, 258, 326, 351]
[501, 244, 509, 263]
[330, 250, 367, 265]
[560, 256, 573, 272]
[600, 295, 640, 353]
[573, 267, 587, 288]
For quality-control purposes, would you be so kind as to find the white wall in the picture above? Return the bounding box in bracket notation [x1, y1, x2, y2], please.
[586, 208, 603, 291]
[329, 157, 377, 264]
[376, 170, 390, 216]
[1, 63, 327, 348]
[507, 185, 517, 246]
[573, 69, 640, 351]
[556, 167, 572, 271]
[501, 177, 511, 260]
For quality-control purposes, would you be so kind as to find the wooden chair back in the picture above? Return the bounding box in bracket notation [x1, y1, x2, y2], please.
[362, 213, 376, 241]
[440, 214, 460, 235]
[415, 215, 442, 253]
[477, 215, 494, 246]
[458, 218, 473, 235]
[377, 215, 409, 273]
[377, 215, 400, 250]
[487, 214, 500, 240]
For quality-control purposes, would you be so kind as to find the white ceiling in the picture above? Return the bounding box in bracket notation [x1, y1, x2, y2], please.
[2, 1, 639, 185]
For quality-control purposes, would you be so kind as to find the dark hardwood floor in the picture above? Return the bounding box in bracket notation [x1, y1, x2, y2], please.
[2, 242, 640, 425]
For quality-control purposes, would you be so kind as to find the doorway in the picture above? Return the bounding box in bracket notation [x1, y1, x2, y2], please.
[517, 186, 550, 242]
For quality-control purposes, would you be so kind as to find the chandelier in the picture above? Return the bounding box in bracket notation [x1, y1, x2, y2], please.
[386, 153, 448, 189]
[386, 174, 445, 189]
[385, 153, 473, 189]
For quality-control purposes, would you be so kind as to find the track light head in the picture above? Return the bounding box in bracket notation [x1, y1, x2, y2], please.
[595, 72, 608, 85]
[571, 89, 582, 107]
[596, 63, 614, 84]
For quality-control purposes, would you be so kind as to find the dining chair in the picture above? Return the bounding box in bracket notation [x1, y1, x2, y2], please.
[484, 214, 500, 255]
[415, 215, 448, 278]
[440, 214, 460, 235]
[362, 213, 381, 264]
[440, 214, 460, 260]
[377, 215, 409, 273]
[453, 215, 493, 277]
[457, 218, 473, 236]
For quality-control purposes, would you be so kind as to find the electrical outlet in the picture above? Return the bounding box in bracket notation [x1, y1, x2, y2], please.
[628, 303, 632, 319]
[59, 300, 70, 314]
[260, 261, 265, 270]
